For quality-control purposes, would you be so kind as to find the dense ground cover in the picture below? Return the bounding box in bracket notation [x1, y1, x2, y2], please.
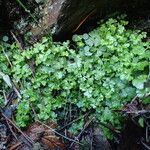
[0, 17, 150, 142]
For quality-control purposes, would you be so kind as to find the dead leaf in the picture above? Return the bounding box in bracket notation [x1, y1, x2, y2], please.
[26, 121, 65, 149]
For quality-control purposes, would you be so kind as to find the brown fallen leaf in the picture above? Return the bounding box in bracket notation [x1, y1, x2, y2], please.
[26, 121, 65, 149]
[42, 136, 65, 149]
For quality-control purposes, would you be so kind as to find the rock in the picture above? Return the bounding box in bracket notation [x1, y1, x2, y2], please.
[29, 0, 121, 42]
[30, 0, 64, 41]
[28, 0, 150, 42]
[1, 0, 150, 41]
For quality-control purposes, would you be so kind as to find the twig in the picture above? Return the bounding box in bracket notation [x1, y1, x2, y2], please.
[141, 138, 150, 150]
[8, 142, 22, 150]
[31, 104, 38, 120]
[131, 95, 139, 103]
[1, 112, 34, 145]
[146, 126, 150, 143]
[0, 71, 22, 100]
[1, 45, 13, 68]
[10, 32, 35, 77]
[10, 31, 23, 50]
[16, 0, 38, 23]
[98, 121, 120, 134]
[3, 90, 7, 105]
[12, 81, 22, 100]
[59, 112, 89, 131]
[124, 110, 150, 115]
[69, 116, 95, 148]
[36, 120, 83, 145]
[73, 9, 96, 32]
[144, 92, 150, 98]
[6, 119, 18, 141]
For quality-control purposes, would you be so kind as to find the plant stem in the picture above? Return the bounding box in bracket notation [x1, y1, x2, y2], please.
[16, 0, 38, 23]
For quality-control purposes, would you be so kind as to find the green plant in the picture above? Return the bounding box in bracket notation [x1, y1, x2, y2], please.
[0, 17, 149, 139]
[72, 17, 150, 137]
[0, 42, 13, 107]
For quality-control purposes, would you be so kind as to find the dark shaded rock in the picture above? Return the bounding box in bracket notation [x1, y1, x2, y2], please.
[118, 120, 144, 150]
[29, 0, 120, 41]
[29, 0, 150, 41]
[1, 0, 150, 41]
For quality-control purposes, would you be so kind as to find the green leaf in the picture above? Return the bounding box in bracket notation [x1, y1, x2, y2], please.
[132, 75, 147, 89]
[142, 97, 150, 104]
[138, 117, 144, 128]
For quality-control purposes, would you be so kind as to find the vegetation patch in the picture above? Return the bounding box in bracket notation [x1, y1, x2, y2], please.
[0, 17, 149, 138]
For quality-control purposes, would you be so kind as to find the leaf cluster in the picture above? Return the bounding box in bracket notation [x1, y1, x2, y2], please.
[0, 17, 149, 138]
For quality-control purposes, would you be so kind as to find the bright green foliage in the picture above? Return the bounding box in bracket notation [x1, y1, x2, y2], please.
[72, 18, 149, 130]
[0, 17, 149, 138]
[0, 43, 11, 75]
[15, 100, 30, 127]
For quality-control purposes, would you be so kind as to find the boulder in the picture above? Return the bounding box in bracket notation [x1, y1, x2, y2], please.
[29, 0, 150, 41]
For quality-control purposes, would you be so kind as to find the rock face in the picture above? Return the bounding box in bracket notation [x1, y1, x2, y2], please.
[29, 0, 150, 41]
[53, 0, 105, 37]
[29, 0, 120, 41]
[30, 0, 65, 41]
[1, 0, 150, 40]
